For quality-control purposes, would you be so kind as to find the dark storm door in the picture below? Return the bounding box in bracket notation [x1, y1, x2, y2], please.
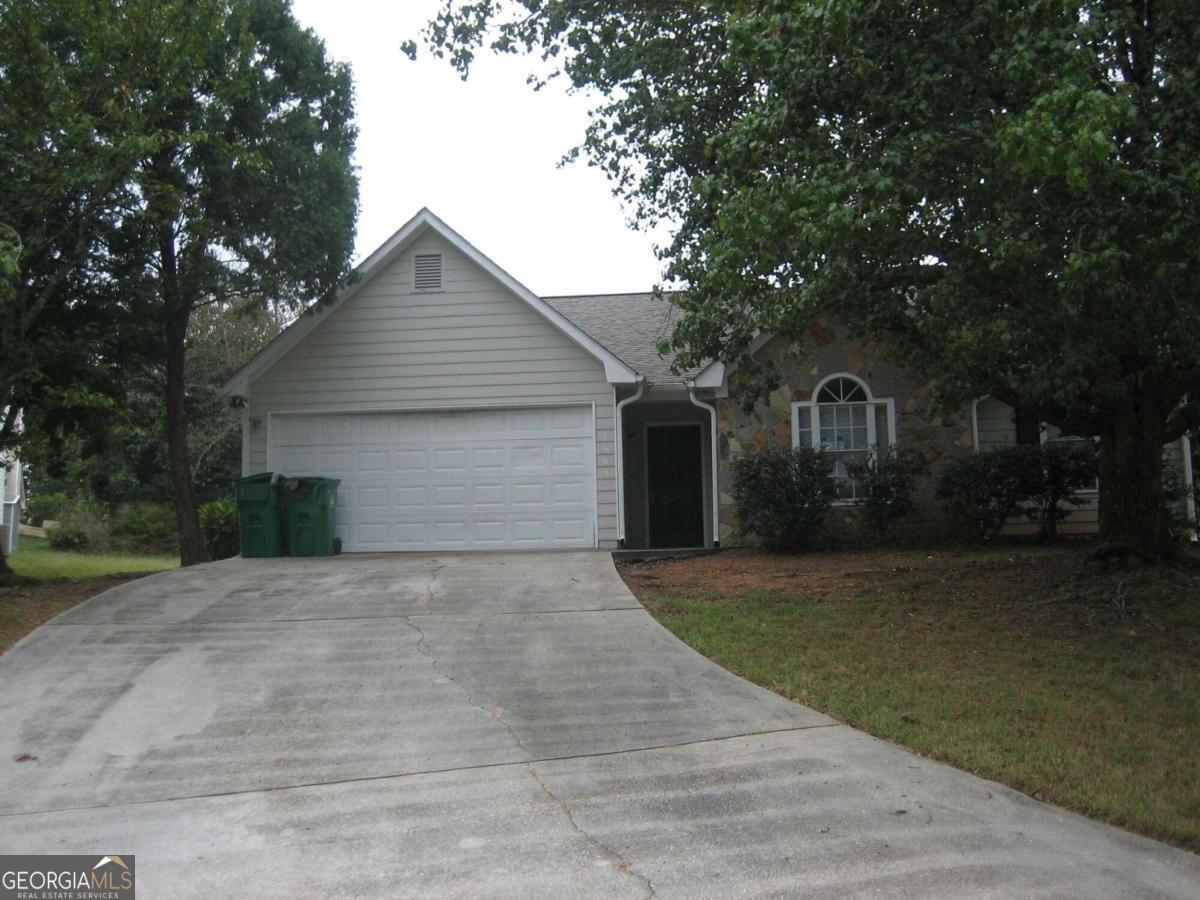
[646, 424, 705, 548]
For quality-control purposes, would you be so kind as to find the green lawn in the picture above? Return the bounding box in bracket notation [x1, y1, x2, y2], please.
[9, 535, 178, 579]
[619, 546, 1200, 852]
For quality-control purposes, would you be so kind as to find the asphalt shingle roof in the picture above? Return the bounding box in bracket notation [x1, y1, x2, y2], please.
[543, 292, 696, 383]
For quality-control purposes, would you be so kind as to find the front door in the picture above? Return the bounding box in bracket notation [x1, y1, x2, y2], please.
[646, 424, 705, 548]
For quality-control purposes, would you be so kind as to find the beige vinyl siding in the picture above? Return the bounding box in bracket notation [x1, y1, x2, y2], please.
[974, 397, 1098, 535]
[245, 231, 619, 546]
[975, 396, 1193, 535]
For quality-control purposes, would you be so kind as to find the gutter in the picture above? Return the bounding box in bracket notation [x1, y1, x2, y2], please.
[614, 379, 645, 545]
[686, 381, 721, 549]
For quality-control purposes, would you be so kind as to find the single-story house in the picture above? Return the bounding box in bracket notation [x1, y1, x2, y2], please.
[224, 209, 1196, 552]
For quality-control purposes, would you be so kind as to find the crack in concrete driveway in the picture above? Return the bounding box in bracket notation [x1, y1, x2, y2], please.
[0, 550, 1196, 898]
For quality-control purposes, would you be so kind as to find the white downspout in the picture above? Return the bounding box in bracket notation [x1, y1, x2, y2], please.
[1182, 432, 1196, 530]
[614, 379, 645, 546]
[687, 381, 721, 549]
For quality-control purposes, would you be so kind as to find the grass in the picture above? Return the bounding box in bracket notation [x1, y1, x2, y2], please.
[9, 535, 178, 579]
[619, 545, 1200, 852]
[0, 536, 178, 655]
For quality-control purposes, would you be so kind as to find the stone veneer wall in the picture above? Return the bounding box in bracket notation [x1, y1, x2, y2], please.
[715, 323, 975, 545]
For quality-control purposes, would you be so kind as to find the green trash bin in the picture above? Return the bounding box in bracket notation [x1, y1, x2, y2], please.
[236, 472, 287, 557]
[285, 477, 341, 557]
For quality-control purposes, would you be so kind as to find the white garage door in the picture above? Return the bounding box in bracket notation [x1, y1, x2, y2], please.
[268, 406, 596, 551]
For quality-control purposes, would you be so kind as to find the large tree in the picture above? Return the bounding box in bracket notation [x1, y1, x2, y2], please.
[96, 0, 358, 564]
[22, 297, 282, 516]
[416, 0, 1200, 560]
[0, 0, 152, 577]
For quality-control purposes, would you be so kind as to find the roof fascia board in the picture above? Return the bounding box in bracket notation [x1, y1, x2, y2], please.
[692, 331, 775, 393]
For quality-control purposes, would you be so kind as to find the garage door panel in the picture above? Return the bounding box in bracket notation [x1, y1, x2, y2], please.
[357, 449, 390, 473]
[433, 521, 468, 544]
[551, 407, 588, 430]
[511, 483, 546, 506]
[512, 520, 548, 543]
[395, 523, 429, 546]
[552, 518, 589, 541]
[552, 482, 586, 505]
[395, 449, 428, 476]
[472, 483, 507, 507]
[355, 523, 390, 547]
[512, 447, 546, 470]
[269, 407, 595, 551]
[321, 451, 352, 475]
[358, 416, 391, 440]
[320, 417, 353, 440]
[470, 446, 507, 472]
[433, 485, 467, 508]
[395, 485, 428, 510]
[432, 448, 468, 473]
[356, 485, 389, 510]
[550, 443, 587, 468]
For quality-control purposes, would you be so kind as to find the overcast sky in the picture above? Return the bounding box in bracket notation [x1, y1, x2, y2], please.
[290, 0, 667, 297]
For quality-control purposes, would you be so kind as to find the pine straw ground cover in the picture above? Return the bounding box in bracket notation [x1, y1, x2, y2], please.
[618, 545, 1200, 851]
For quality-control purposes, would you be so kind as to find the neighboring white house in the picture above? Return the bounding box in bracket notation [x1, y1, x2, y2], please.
[0, 450, 24, 555]
[225, 209, 1196, 553]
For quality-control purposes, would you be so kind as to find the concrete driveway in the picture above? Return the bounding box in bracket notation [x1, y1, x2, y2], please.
[0, 552, 1196, 898]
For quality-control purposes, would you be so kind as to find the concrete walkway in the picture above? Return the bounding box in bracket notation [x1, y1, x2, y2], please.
[0, 552, 1196, 898]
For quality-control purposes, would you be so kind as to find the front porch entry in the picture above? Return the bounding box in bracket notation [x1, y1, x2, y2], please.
[646, 424, 705, 548]
[618, 387, 716, 550]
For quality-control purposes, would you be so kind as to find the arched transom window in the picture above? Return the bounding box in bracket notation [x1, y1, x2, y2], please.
[792, 374, 897, 501]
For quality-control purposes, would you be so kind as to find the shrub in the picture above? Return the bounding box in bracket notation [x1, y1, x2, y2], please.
[47, 503, 111, 552]
[1023, 442, 1099, 541]
[936, 446, 1043, 540]
[25, 491, 70, 526]
[47, 523, 90, 551]
[1162, 460, 1194, 540]
[200, 498, 239, 560]
[111, 503, 178, 555]
[732, 445, 836, 550]
[848, 447, 925, 543]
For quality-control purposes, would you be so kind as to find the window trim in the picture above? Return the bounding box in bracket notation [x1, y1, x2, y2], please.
[791, 373, 897, 505]
[1039, 423, 1100, 495]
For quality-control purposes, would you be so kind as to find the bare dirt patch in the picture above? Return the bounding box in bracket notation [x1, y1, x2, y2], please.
[0, 576, 139, 656]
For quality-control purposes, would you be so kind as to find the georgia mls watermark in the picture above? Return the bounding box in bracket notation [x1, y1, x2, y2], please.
[1, 855, 134, 900]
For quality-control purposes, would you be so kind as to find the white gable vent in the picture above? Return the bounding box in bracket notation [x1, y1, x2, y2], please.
[413, 253, 443, 291]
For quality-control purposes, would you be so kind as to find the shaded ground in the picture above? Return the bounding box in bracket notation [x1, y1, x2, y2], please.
[0, 574, 142, 655]
[618, 545, 1200, 852]
[1, 537, 179, 655]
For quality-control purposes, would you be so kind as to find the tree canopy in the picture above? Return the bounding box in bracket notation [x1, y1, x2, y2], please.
[415, 0, 1200, 558]
[3, 0, 359, 564]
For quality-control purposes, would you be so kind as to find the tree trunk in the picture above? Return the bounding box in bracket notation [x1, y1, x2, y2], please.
[160, 229, 208, 567]
[165, 307, 207, 566]
[1098, 397, 1173, 562]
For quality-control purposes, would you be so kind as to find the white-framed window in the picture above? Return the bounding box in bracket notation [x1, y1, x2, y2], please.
[1040, 423, 1100, 493]
[792, 373, 897, 502]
